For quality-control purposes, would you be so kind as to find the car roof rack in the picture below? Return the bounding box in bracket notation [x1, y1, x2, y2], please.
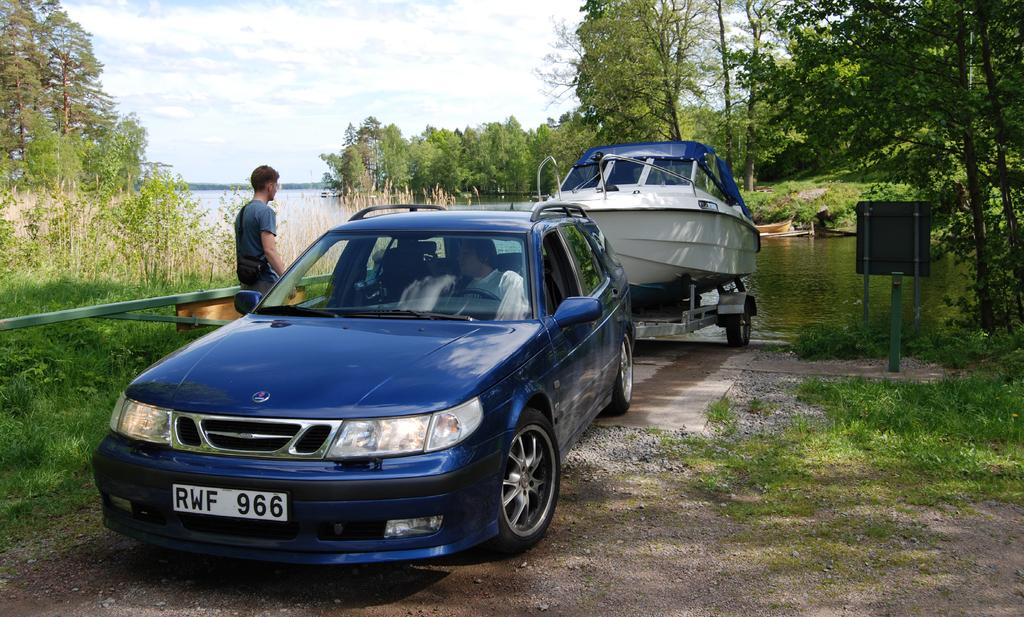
[530, 203, 589, 222]
[348, 204, 447, 221]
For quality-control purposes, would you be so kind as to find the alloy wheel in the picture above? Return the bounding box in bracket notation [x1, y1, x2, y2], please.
[501, 427, 557, 537]
[620, 340, 633, 402]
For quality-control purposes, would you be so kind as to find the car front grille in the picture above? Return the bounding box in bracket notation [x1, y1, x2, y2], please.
[203, 418, 298, 451]
[294, 425, 332, 453]
[170, 412, 341, 459]
[175, 417, 201, 446]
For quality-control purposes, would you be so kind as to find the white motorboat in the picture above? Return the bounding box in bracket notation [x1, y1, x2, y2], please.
[539, 141, 759, 308]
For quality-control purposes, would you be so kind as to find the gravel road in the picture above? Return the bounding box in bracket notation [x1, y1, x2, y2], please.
[2, 356, 1022, 616]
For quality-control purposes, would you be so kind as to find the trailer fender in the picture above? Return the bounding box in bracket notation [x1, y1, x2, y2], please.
[715, 292, 754, 326]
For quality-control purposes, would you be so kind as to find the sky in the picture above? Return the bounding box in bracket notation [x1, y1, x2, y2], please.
[64, 0, 583, 184]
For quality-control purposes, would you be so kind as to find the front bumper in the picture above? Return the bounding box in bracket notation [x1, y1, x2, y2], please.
[92, 434, 504, 564]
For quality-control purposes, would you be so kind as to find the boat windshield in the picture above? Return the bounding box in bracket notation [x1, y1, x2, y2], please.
[562, 163, 601, 191]
[606, 160, 645, 185]
[644, 159, 693, 186]
[260, 232, 533, 321]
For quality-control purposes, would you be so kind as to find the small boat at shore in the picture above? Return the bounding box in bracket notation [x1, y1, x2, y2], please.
[539, 141, 759, 308]
[755, 219, 793, 235]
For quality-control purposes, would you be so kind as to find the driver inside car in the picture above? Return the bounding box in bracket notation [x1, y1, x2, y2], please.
[457, 239, 529, 320]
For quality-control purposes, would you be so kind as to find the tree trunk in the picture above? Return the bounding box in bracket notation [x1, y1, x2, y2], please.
[667, 94, 683, 141]
[956, 3, 995, 331]
[62, 55, 71, 134]
[743, 2, 760, 191]
[976, 0, 1023, 322]
[716, 0, 734, 169]
[15, 75, 27, 158]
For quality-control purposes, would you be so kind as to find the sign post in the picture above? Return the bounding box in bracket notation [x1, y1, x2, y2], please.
[856, 202, 931, 372]
[889, 273, 903, 372]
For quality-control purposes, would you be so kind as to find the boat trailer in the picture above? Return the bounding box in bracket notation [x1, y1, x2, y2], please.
[631, 279, 756, 347]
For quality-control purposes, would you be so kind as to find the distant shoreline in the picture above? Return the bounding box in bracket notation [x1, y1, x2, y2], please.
[188, 182, 326, 191]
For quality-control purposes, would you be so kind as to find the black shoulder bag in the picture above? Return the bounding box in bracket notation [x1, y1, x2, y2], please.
[235, 203, 266, 285]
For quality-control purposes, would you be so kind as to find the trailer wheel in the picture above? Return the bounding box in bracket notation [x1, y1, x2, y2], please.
[725, 302, 752, 347]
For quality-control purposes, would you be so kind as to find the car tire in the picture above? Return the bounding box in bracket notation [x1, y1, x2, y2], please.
[486, 407, 560, 554]
[602, 338, 633, 416]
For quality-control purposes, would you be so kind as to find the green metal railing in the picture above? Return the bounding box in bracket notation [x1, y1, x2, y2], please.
[0, 286, 242, 331]
[0, 275, 337, 332]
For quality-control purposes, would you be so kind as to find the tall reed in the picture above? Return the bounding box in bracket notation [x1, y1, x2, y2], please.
[0, 179, 457, 286]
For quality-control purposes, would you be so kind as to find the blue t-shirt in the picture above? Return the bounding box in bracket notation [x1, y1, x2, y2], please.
[235, 200, 279, 281]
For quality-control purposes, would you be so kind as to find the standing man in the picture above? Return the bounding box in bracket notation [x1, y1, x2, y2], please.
[235, 165, 286, 294]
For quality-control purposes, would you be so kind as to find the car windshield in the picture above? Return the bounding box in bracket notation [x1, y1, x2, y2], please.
[260, 232, 532, 321]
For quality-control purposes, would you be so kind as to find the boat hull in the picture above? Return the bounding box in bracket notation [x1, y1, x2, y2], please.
[587, 208, 759, 307]
[755, 219, 793, 234]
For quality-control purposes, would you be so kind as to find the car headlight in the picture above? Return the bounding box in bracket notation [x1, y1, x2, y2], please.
[110, 395, 171, 444]
[426, 398, 483, 452]
[328, 398, 483, 459]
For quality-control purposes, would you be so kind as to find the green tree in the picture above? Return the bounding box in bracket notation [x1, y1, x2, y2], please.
[783, 0, 1024, 331]
[23, 111, 82, 189]
[1, 1, 120, 186]
[424, 128, 463, 193]
[460, 125, 486, 192]
[319, 151, 343, 191]
[40, 8, 113, 138]
[0, 0, 46, 166]
[107, 169, 209, 282]
[735, 0, 785, 190]
[713, 0, 737, 169]
[357, 116, 383, 188]
[542, 0, 715, 143]
[379, 123, 410, 188]
[340, 143, 371, 193]
[82, 113, 147, 193]
[408, 135, 439, 193]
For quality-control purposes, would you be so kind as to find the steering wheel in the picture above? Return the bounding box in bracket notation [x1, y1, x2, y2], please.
[461, 288, 501, 301]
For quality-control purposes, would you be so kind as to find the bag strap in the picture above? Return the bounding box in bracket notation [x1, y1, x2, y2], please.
[235, 201, 250, 246]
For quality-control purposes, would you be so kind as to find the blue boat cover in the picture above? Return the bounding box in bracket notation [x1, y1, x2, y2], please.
[571, 141, 751, 218]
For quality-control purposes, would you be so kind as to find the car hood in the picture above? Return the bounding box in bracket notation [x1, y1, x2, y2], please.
[126, 316, 547, 419]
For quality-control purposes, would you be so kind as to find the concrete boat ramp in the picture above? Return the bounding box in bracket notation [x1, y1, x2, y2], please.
[598, 339, 948, 433]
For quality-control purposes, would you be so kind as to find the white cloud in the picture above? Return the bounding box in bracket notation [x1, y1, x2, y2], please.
[64, 0, 583, 182]
[152, 105, 194, 119]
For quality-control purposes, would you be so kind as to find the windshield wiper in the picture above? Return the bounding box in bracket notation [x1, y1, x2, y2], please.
[254, 304, 338, 318]
[337, 309, 473, 321]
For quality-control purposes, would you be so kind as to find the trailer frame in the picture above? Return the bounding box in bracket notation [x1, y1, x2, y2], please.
[632, 280, 756, 346]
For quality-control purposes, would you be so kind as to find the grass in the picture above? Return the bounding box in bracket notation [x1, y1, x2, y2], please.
[706, 398, 738, 435]
[740, 175, 919, 226]
[658, 374, 1023, 580]
[0, 274, 226, 550]
[668, 378, 1022, 513]
[792, 320, 1024, 376]
[747, 398, 775, 417]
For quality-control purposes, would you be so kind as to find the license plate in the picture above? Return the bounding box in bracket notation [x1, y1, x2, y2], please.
[172, 484, 289, 521]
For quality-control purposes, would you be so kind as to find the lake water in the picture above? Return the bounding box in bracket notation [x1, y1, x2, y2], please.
[747, 236, 961, 339]
[195, 190, 963, 340]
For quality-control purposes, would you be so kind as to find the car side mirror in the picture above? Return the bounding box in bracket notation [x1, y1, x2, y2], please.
[552, 297, 601, 328]
[234, 290, 261, 315]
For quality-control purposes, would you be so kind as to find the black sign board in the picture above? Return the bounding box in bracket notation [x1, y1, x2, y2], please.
[856, 201, 931, 276]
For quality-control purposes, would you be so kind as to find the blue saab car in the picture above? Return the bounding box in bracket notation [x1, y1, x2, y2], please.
[93, 204, 633, 564]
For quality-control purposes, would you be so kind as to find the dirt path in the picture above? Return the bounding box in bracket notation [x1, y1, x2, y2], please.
[3, 468, 1022, 616]
[2, 343, 1021, 616]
